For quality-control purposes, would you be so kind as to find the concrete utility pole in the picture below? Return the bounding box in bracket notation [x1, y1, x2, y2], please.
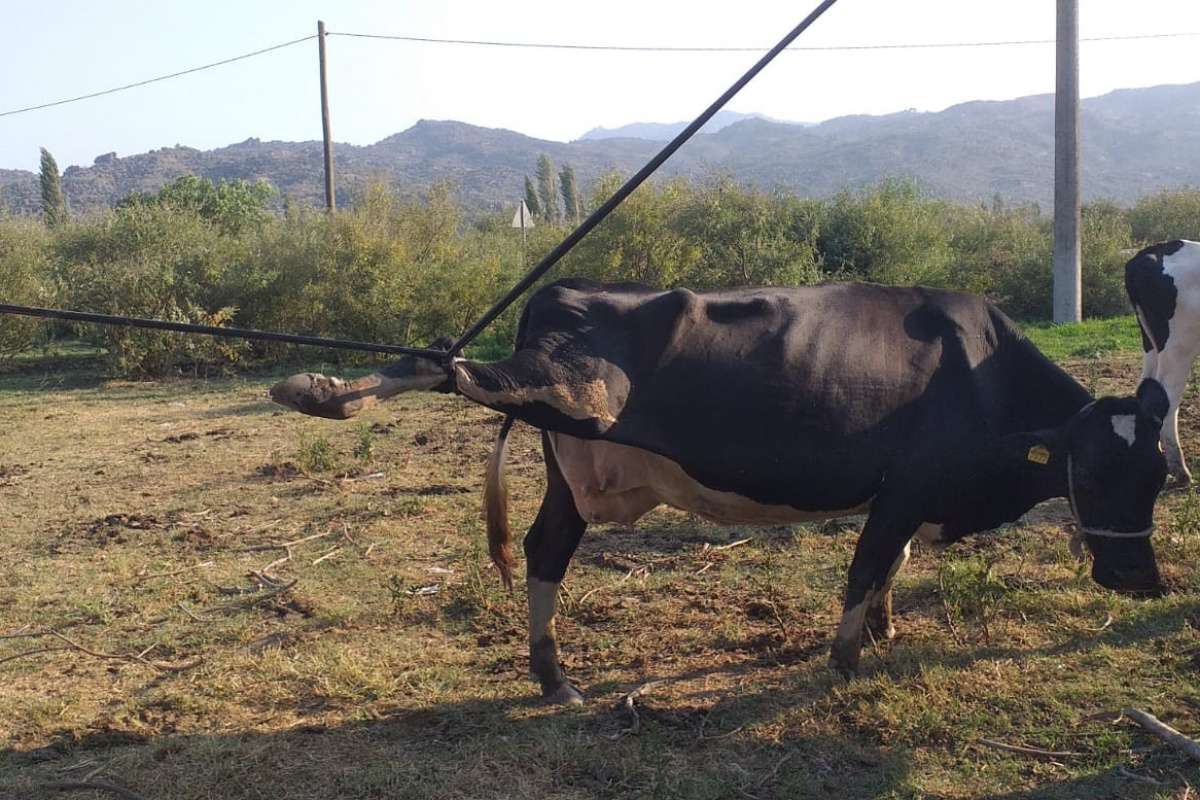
[318, 20, 336, 212]
[1053, 0, 1081, 323]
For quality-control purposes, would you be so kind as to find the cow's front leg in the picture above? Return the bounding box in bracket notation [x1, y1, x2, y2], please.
[831, 505, 918, 677]
[525, 432, 587, 705]
[1151, 343, 1197, 487]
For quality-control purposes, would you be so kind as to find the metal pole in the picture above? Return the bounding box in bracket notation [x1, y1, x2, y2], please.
[1053, 0, 1081, 323]
[318, 20, 336, 212]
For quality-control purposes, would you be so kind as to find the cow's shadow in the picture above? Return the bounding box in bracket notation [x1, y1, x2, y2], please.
[3, 671, 1185, 800]
[1, 689, 917, 800]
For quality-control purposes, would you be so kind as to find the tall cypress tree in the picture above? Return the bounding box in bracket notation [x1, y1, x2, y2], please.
[523, 175, 542, 218]
[536, 154, 560, 222]
[559, 164, 581, 225]
[39, 147, 67, 227]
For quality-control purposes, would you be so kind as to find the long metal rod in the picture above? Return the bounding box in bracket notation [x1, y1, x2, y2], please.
[0, 304, 447, 359]
[446, 0, 841, 357]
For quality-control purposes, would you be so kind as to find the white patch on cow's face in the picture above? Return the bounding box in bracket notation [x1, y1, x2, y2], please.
[1111, 414, 1137, 447]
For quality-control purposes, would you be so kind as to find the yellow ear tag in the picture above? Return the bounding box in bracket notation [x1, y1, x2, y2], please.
[1027, 445, 1051, 465]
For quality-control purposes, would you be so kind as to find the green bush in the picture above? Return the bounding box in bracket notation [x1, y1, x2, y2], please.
[1080, 201, 1135, 318]
[3, 173, 1193, 376]
[945, 203, 1051, 318]
[0, 216, 53, 357]
[819, 179, 954, 287]
[53, 200, 246, 376]
[1129, 188, 1200, 243]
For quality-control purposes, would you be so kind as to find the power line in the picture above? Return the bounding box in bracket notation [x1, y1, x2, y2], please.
[2, 27, 1196, 121]
[0, 34, 316, 119]
[329, 29, 1200, 53]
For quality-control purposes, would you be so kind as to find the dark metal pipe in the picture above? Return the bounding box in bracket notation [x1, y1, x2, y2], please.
[446, 0, 842, 357]
[0, 304, 446, 359]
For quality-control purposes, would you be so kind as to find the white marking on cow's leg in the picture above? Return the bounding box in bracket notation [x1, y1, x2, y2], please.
[1155, 347, 1196, 484]
[1111, 415, 1137, 447]
[528, 577, 583, 705]
[1140, 347, 1159, 382]
[831, 598, 871, 677]
[866, 542, 911, 641]
[1164, 404, 1190, 485]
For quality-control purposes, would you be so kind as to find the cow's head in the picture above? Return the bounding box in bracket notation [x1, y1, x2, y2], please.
[269, 337, 454, 419]
[1052, 379, 1169, 596]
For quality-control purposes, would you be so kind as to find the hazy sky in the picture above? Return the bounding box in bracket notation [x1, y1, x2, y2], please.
[3, 0, 1199, 172]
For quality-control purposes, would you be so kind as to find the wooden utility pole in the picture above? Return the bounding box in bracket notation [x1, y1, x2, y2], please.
[318, 20, 336, 212]
[1053, 0, 1081, 323]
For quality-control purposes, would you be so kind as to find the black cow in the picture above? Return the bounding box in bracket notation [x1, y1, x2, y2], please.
[1126, 239, 1200, 486]
[271, 280, 1169, 704]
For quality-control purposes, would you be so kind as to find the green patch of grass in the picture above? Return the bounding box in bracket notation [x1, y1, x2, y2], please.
[352, 422, 376, 463]
[295, 432, 338, 474]
[1022, 315, 1142, 361]
[938, 555, 1012, 641]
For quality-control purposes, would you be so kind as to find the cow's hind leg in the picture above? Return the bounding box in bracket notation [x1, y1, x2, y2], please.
[831, 499, 919, 677]
[526, 432, 588, 705]
[864, 541, 911, 641]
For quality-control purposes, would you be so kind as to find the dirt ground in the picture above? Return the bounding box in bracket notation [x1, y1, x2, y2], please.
[2, 350, 1200, 799]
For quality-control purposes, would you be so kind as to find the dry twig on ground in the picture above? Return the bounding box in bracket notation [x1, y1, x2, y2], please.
[135, 560, 214, 582]
[44, 630, 202, 673]
[1123, 708, 1200, 762]
[609, 680, 667, 739]
[976, 738, 1082, 759]
[1116, 765, 1163, 785]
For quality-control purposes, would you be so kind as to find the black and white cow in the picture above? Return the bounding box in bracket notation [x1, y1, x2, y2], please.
[271, 279, 1169, 704]
[1126, 240, 1200, 486]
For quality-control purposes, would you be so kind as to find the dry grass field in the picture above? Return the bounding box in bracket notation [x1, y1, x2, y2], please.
[3, 340, 1200, 799]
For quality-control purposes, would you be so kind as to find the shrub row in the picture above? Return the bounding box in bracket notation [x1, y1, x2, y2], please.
[2, 175, 1197, 376]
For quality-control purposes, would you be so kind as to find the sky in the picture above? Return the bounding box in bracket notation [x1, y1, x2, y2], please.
[3, 0, 1200, 172]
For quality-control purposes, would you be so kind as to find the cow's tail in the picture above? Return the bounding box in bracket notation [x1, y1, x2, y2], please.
[484, 415, 516, 589]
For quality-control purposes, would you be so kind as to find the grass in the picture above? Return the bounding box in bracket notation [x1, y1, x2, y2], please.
[1022, 315, 1143, 361]
[1, 335, 1200, 799]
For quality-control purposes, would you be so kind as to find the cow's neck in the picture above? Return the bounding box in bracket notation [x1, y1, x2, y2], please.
[1002, 335, 1094, 432]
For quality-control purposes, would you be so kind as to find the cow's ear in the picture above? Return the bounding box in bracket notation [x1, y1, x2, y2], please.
[1136, 378, 1169, 426]
[999, 430, 1063, 469]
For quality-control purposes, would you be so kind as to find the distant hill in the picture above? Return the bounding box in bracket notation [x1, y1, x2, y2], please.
[578, 110, 806, 141]
[3, 82, 1200, 216]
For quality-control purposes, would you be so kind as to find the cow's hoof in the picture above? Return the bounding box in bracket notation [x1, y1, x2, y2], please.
[867, 622, 896, 642]
[542, 682, 585, 706]
[1166, 473, 1193, 492]
[828, 644, 860, 680]
[864, 612, 896, 642]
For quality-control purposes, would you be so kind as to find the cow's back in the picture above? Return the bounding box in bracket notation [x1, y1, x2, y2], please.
[516, 281, 1023, 511]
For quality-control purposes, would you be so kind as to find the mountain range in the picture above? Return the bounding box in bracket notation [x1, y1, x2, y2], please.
[3, 81, 1199, 216]
[579, 110, 808, 141]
